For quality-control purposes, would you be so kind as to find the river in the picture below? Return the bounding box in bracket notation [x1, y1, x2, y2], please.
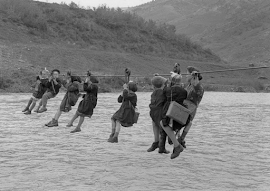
[0, 92, 269, 191]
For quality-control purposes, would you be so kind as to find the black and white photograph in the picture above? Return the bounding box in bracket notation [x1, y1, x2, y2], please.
[0, 0, 269, 190]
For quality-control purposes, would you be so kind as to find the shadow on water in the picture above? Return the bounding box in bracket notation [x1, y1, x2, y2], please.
[0, 92, 270, 191]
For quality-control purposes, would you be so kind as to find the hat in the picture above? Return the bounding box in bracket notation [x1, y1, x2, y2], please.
[128, 81, 137, 92]
[151, 76, 167, 88]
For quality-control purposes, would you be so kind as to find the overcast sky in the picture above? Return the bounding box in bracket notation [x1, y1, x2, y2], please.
[37, 0, 152, 8]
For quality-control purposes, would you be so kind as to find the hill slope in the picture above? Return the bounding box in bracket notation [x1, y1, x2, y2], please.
[129, 0, 270, 66]
[0, 0, 268, 92]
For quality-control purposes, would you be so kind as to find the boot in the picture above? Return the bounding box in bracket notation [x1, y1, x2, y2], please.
[47, 119, 58, 127]
[34, 106, 41, 113]
[38, 107, 47, 113]
[24, 110, 31, 115]
[66, 123, 73, 127]
[147, 141, 159, 152]
[108, 132, 119, 143]
[70, 128, 81, 133]
[171, 144, 184, 159]
[45, 119, 53, 126]
[158, 130, 170, 154]
[178, 131, 188, 149]
[22, 99, 32, 112]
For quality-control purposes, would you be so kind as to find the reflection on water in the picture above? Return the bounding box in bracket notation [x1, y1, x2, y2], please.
[0, 92, 270, 191]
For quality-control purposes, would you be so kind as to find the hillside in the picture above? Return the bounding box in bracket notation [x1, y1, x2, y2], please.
[129, 0, 270, 67]
[0, 0, 268, 93]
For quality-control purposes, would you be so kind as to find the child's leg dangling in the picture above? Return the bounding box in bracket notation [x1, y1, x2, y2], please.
[70, 116, 84, 133]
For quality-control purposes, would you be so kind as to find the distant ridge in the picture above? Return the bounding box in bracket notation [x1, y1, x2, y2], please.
[129, 0, 270, 66]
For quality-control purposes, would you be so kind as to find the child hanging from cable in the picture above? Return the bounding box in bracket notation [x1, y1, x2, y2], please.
[37, 69, 62, 113]
[22, 69, 49, 115]
[160, 73, 189, 159]
[45, 72, 82, 127]
[68, 71, 99, 133]
[107, 81, 138, 143]
[147, 75, 170, 154]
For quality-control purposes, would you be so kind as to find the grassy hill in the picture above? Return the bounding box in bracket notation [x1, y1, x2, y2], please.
[129, 0, 270, 67]
[0, 0, 268, 92]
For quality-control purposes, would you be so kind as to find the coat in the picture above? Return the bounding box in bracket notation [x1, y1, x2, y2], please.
[161, 85, 189, 131]
[46, 78, 62, 96]
[59, 81, 80, 112]
[149, 88, 166, 128]
[32, 78, 48, 99]
[112, 89, 137, 127]
[77, 83, 98, 118]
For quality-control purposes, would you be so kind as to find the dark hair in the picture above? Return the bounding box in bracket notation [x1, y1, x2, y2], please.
[51, 69, 60, 74]
[187, 66, 203, 81]
[128, 82, 137, 92]
[90, 76, 99, 83]
[71, 76, 82, 83]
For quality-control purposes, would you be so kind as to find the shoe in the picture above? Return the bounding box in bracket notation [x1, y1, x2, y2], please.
[22, 108, 29, 112]
[178, 137, 186, 149]
[24, 110, 31, 115]
[158, 148, 170, 154]
[38, 108, 47, 113]
[34, 108, 40, 113]
[66, 124, 73, 127]
[107, 133, 114, 142]
[70, 128, 81, 133]
[147, 142, 159, 152]
[45, 120, 52, 126]
[170, 145, 184, 159]
[108, 136, 118, 143]
[47, 119, 58, 127]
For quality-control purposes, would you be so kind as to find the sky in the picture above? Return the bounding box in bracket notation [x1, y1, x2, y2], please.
[37, 0, 152, 8]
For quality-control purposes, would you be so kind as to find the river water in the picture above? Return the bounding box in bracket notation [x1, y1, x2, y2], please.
[0, 92, 269, 191]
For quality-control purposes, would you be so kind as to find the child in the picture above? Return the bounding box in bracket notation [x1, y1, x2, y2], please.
[45, 74, 82, 127]
[160, 74, 188, 159]
[22, 70, 49, 115]
[177, 66, 204, 148]
[68, 74, 99, 133]
[147, 76, 170, 154]
[108, 82, 138, 143]
[38, 69, 62, 113]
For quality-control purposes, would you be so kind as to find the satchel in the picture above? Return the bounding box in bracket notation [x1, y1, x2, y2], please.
[166, 89, 190, 125]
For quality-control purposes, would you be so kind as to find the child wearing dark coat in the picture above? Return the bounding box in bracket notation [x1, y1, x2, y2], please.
[147, 76, 170, 154]
[22, 70, 49, 115]
[160, 74, 189, 159]
[68, 75, 99, 133]
[45, 75, 82, 127]
[108, 82, 138, 143]
[38, 69, 62, 113]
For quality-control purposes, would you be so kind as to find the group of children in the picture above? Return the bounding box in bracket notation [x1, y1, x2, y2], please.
[22, 63, 204, 159]
[147, 64, 204, 159]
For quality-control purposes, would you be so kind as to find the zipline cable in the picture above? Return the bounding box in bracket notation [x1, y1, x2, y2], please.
[62, 66, 269, 78]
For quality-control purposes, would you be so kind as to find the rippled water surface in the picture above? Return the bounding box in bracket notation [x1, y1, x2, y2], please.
[0, 92, 270, 191]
